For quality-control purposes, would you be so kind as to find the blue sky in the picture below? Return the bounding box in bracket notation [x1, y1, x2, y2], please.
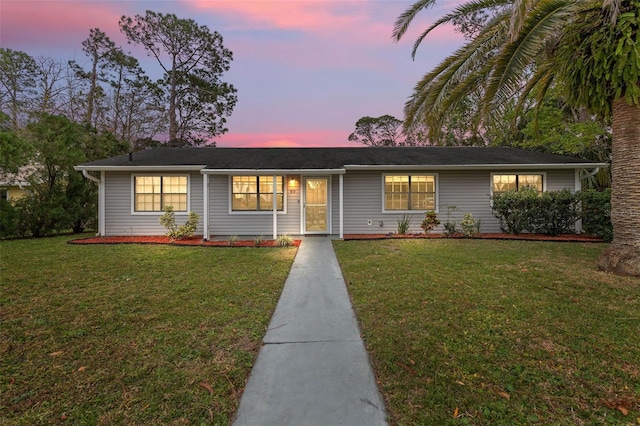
[1, 0, 465, 147]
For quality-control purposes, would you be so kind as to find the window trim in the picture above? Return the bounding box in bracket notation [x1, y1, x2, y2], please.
[130, 173, 191, 215]
[490, 172, 547, 198]
[381, 173, 439, 213]
[228, 175, 287, 215]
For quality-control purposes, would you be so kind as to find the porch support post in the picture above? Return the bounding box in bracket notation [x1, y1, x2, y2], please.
[339, 173, 344, 239]
[272, 175, 278, 240]
[203, 173, 209, 240]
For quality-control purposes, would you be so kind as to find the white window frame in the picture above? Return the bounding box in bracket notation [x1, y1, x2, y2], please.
[489, 172, 548, 199]
[382, 173, 439, 213]
[131, 173, 191, 215]
[228, 175, 288, 215]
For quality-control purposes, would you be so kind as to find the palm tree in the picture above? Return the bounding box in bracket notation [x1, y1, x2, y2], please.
[394, 0, 639, 276]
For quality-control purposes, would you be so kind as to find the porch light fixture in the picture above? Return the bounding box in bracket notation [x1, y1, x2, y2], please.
[289, 176, 297, 187]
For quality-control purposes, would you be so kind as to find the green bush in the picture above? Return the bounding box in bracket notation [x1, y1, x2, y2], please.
[460, 213, 480, 237]
[159, 206, 200, 240]
[579, 189, 612, 242]
[530, 189, 581, 235]
[491, 188, 580, 235]
[0, 199, 18, 238]
[491, 188, 539, 234]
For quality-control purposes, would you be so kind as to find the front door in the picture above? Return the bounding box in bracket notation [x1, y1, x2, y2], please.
[304, 177, 328, 234]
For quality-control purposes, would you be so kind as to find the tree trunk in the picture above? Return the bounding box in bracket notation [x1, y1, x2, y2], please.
[597, 99, 640, 276]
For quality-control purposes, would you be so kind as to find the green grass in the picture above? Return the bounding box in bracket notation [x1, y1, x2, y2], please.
[1, 235, 297, 425]
[334, 239, 640, 425]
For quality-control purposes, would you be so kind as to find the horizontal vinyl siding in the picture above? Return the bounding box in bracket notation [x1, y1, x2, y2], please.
[342, 169, 579, 234]
[104, 171, 204, 236]
[208, 174, 301, 237]
[439, 171, 496, 232]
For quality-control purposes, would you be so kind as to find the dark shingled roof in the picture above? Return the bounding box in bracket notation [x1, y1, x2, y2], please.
[78, 147, 602, 170]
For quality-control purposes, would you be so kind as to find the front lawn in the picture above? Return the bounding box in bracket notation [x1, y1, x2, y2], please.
[334, 239, 640, 425]
[1, 236, 297, 425]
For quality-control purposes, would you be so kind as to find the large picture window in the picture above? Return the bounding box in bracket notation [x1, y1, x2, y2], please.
[384, 174, 436, 211]
[492, 174, 543, 194]
[232, 176, 284, 211]
[134, 175, 188, 212]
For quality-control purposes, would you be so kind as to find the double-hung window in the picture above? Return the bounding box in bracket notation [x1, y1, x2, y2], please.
[134, 175, 188, 212]
[232, 176, 284, 211]
[384, 174, 436, 211]
[492, 174, 543, 194]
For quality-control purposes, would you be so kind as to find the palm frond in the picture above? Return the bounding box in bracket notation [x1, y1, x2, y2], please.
[408, 0, 512, 58]
[484, 0, 577, 116]
[393, 0, 438, 42]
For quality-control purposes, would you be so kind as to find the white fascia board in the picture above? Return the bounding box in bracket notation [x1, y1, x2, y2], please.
[343, 163, 608, 171]
[201, 168, 347, 175]
[74, 165, 206, 172]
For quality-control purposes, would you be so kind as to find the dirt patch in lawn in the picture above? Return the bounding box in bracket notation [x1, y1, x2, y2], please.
[68, 235, 301, 247]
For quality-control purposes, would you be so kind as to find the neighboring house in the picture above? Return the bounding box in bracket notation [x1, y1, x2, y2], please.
[0, 166, 35, 202]
[74, 147, 606, 238]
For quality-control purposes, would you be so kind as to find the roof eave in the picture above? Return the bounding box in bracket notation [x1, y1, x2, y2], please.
[74, 165, 207, 172]
[343, 163, 608, 171]
[201, 168, 347, 175]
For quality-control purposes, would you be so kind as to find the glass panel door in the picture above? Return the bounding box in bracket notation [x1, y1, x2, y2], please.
[304, 178, 328, 233]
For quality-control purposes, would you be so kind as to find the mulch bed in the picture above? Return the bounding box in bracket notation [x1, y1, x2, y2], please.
[68, 235, 301, 247]
[343, 233, 605, 243]
[69, 233, 604, 247]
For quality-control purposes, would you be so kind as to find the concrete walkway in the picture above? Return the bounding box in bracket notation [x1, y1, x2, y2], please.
[233, 237, 388, 426]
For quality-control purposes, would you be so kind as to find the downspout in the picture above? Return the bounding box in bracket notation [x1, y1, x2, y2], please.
[581, 167, 600, 180]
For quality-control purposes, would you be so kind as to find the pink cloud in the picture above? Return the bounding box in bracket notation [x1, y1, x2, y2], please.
[217, 130, 361, 148]
[189, 0, 369, 34]
[1, 1, 126, 51]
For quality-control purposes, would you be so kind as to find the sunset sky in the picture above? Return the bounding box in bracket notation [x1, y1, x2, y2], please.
[1, 0, 465, 147]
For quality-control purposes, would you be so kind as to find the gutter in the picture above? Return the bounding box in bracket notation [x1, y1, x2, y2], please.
[343, 163, 609, 171]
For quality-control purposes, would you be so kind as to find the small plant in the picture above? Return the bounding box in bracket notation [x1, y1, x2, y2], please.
[420, 210, 440, 234]
[276, 234, 294, 247]
[159, 206, 200, 240]
[396, 214, 413, 235]
[228, 235, 238, 246]
[443, 205, 458, 237]
[460, 213, 479, 237]
[254, 235, 265, 247]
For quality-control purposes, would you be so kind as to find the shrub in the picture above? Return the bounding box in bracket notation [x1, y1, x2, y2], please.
[159, 206, 200, 240]
[491, 189, 580, 235]
[254, 235, 265, 247]
[276, 234, 294, 247]
[491, 188, 539, 234]
[579, 189, 612, 242]
[530, 189, 581, 235]
[0, 199, 18, 238]
[420, 210, 440, 234]
[228, 235, 238, 246]
[396, 214, 413, 235]
[460, 213, 479, 237]
[443, 205, 458, 237]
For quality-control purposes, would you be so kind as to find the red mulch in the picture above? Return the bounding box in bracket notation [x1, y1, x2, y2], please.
[69, 233, 604, 247]
[343, 233, 604, 243]
[68, 235, 301, 247]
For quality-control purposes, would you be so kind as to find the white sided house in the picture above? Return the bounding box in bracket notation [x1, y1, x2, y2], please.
[74, 147, 606, 239]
